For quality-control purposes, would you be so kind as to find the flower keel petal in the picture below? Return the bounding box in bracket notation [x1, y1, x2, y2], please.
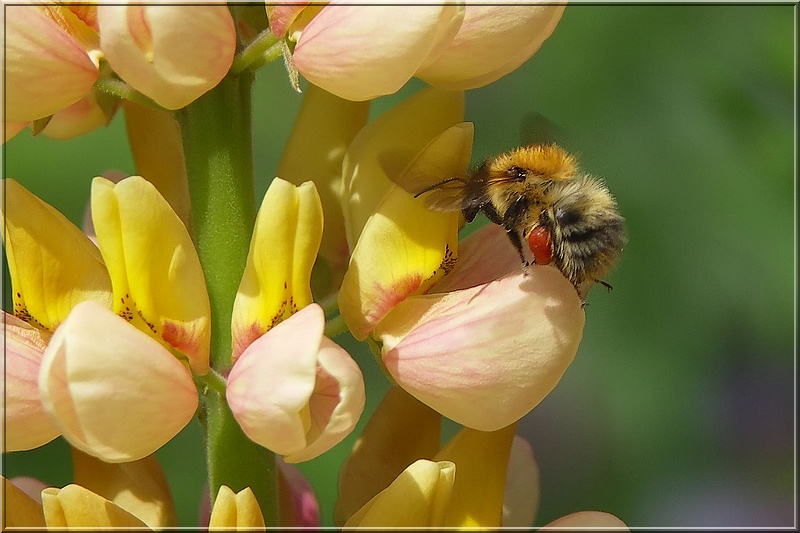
[39, 301, 198, 463]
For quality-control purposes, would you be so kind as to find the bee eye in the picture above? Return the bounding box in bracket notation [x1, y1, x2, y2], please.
[555, 207, 580, 226]
[508, 166, 527, 181]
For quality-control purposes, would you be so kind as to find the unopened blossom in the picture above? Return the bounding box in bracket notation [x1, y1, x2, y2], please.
[2, 5, 100, 124]
[227, 304, 365, 463]
[267, 2, 565, 101]
[41, 485, 149, 528]
[97, 3, 237, 109]
[198, 460, 320, 528]
[227, 177, 365, 462]
[208, 486, 265, 529]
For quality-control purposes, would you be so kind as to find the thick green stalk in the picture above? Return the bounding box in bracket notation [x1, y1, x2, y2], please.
[177, 73, 278, 526]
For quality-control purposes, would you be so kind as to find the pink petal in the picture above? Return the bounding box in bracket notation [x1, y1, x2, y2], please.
[430, 223, 522, 294]
[98, 4, 236, 109]
[227, 305, 323, 455]
[417, 4, 566, 90]
[277, 459, 320, 527]
[228, 304, 364, 462]
[376, 268, 584, 431]
[293, 4, 463, 101]
[3, 5, 98, 122]
[1, 312, 59, 451]
[283, 337, 365, 463]
[38, 301, 198, 462]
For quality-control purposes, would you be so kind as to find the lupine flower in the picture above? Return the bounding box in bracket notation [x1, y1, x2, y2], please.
[2, 176, 208, 461]
[267, 2, 565, 101]
[336, 87, 584, 431]
[227, 178, 366, 462]
[97, 3, 237, 109]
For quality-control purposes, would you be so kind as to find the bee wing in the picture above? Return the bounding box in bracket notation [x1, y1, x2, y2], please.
[414, 177, 468, 212]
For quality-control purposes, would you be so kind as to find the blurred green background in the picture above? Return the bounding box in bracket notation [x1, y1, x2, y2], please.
[3, 4, 794, 528]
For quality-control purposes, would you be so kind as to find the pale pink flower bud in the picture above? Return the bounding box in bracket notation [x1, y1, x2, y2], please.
[285, 3, 465, 101]
[227, 304, 365, 463]
[38, 301, 199, 463]
[97, 3, 236, 109]
[1, 312, 59, 452]
[417, 3, 567, 90]
[2, 5, 99, 123]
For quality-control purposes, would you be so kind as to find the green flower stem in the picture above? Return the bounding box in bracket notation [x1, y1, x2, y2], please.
[324, 313, 348, 338]
[177, 73, 278, 526]
[231, 29, 281, 75]
[94, 77, 166, 112]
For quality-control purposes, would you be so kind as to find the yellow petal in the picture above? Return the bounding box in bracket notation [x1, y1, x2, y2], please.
[341, 87, 464, 247]
[277, 83, 369, 270]
[91, 175, 210, 374]
[124, 101, 191, 226]
[231, 178, 323, 362]
[42, 484, 148, 527]
[502, 436, 540, 528]
[335, 385, 442, 526]
[343, 459, 455, 529]
[71, 449, 177, 529]
[208, 486, 266, 529]
[1, 178, 112, 332]
[1, 312, 59, 451]
[540, 511, 629, 530]
[338, 119, 472, 340]
[2, 476, 46, 527]
[433, 423, 518, 528]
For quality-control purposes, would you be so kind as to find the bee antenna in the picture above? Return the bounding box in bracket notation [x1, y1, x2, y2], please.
[595, 279, 613, 292]
[414, 177, 464, 197]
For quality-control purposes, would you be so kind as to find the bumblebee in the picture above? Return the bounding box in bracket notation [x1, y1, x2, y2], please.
[414, 144, 626, 298]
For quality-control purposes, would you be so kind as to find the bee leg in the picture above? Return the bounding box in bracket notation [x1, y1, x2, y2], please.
[505, 229, 530, 273]
[501, 196, 530, 272]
